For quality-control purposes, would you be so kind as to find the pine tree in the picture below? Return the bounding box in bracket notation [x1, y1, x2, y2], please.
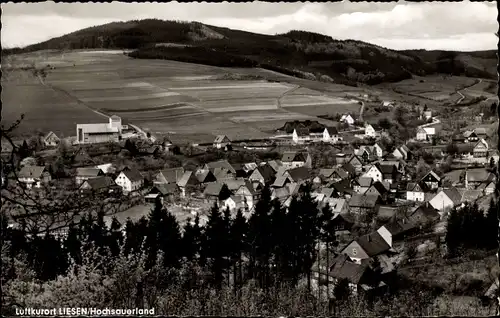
[485, 197, 498, 249]
[204, 202, 225, 288]
[247, 185, 273, 288]
[222, 207, 232, 287]
[230, 209, 248, 290]
[145, 197, 165, 269]
[123, 218, 136, 256]
[286, 195, 303, 285]
[159, 208, 182, 270]
[445, 207, 462, 257]
[269, 198, 291, 286]
[319, 203, 338, 299]
[89, 210, 109, 256]
[108, 217, 123, 257]
[64, 222, 82, 264]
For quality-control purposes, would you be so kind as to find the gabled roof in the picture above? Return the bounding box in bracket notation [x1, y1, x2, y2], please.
[223, 178, 247, 191]
[348, 154, 363, 165]
[354, 231, 391, 257]
[357, 177, 373, 188]
[205, 160, 236, 174]
[329, 255, 372, 284]
[18, 166, 46, 179]
[194, 169, 216, 183]
[294, 128, 310, 137]
[85, 176, 116, 190]
[349, 194, 379, 208]
[381, 220, 416, 237]
[369, 181, 389, 195]
[177, 171, 200, 188]
[214, 135, 230, 143]
[442, 187, 463, 205]
[327, 198, 348, 213]
[121, 168, 143, 182]
[331, 179, 353, 195]
[150, 183, 179, 195]
[458, 189, 483, 203]
[411, 202, 440, 219]
[321, 187, 335, 199]
[203, 182, 225, 197]
[474, 127, 487, 135]
[266, 160, 283, 172]
[466, 169, 494, 183]
[342, 162, 356, 175]
[406, 181, 429, 192]
[253, 164, 276, 183]
[76, 167, 102, 178]
[281, 151, 308, 162]
[319, 168, 336, 178]
[287, 166, 312, 182]
[44, 131, 60, 141]
[324, 127, 339, 135]
[421, 170, 441, 183]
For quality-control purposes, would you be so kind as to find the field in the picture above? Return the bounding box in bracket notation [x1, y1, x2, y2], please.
[2, 49, 363, 141]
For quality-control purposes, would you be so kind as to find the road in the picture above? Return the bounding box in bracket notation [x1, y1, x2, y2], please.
[358, 101, 365, 122]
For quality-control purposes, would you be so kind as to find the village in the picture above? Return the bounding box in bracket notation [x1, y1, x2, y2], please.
[1, 100, 498, 302]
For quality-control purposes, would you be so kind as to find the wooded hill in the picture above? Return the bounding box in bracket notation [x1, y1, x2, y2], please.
[4, 19, 497, 85]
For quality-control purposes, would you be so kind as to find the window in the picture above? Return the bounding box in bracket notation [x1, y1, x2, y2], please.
[352, 248, 357, 256]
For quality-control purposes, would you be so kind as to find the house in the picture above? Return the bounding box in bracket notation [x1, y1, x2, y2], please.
[382, 101, 394, 107]
[474, 127, 488, 139]
[328, 179, 354, 198]
[463, 169, 495, 190]
[423, 110, 432, 120]
[155, 167, 185, 184]
[76, 116, 122, 144]
[194, 169, 217, 184]
[371, 143, 384, 158]
[96, 163, 115, 174]
[81, 176, 119, 194]
[177, 171, 201, 196]
[416, 127, 429, 141]
[266, 160, 283, 172]
[18, 166, 51, 189]
[318, 168, 348, 183]
[232, 180, 260, 211]
[340, 231, 391, 264]
[421, 170, 441, 190]
[281, 151, 312, 169]
[249, 164, 276, 186]
[457, 189, 483, 206]
[472, 139, 488, 158]
[348, 194, 380, 216]
[323, 127, 342, 143]
[341, 162, 356, 178]
[364, 124, 376, 138]
[213, 135, 231, 149]
[43, 131, 60, 147]
[322, 254, 384, 296]
[347, 155, 363, 173]
[476, 180, 496, 195]
[340, 114, 355, 126]
[409, 202, 440, 225]
[379, 164, 399, 184]
[145, 183, 179, 204]
[365, 181, 389, 203]
[377, 220, 416, 248]
[406, 182, 429, 202]
[355, 146, 373, 163]
[203, 182, 231, 201]
[287, 166, 313, 184]
[75, 167, 104, 185]
[292, 128, 311, 144]
[72, 147, 95, 167]
[221, 195, 249, 213]
[392, 148, 405, 160]
[115, 168, 144, 193]
[363, 164, 383, 183]
[423, 127, 435, 139]
[429, 187, 462, 215]
[355, 177, 373, 194]
[330, 212, 354, 232]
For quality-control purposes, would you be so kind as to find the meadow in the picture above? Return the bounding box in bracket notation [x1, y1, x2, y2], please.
[2, 49, 362, 140]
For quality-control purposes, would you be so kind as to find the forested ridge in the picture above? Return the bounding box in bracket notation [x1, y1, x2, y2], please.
[3, 19, 496, 85]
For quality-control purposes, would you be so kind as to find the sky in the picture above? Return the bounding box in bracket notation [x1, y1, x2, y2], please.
[2, 1, 498, 51]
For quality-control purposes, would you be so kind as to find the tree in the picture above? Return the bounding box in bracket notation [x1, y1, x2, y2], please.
[424, 104, 428, 112]
[445, 143, 459, 157]
[319, 203, 338, 299]
[378, 118, 392, 131]
[230, 209, 248, 289]
[484, 198, 498, 249]
[490, 157, 495, 168]
[203, 202, 226, 288]
[334, 277, 351, 302]
[445, 207, 462, 257]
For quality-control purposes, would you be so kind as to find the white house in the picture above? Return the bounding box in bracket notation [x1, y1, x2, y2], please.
[382, 101, 394, 107]
[340, 114, 355, 126]
[43, 131, 60, 147]
[423, 127, 435, 138]
[76, 115, 122, 144]
[424, 111, 432, 120]
[292, 128, 311, 144]
[406, 182, 426, 202]
[364, 124, 376, 138]
[363, 164, 383, 183]
[371, 143, 384, 158]
[323, 127, 342, 143]
[416, 127, 428, 141]
[213, 135, 231, 149]
[115, 168, 144, 193]
[429, 188, 462, 216]
[18, 166, 51, 189]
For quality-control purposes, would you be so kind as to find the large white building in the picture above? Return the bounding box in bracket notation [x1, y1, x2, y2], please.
[76, 115, 123, 144]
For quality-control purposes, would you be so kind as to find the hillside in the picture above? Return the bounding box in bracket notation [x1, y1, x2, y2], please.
[4, 19, 497, 85]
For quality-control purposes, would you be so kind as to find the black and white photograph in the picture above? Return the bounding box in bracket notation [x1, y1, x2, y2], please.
[1, 1, 499, 316]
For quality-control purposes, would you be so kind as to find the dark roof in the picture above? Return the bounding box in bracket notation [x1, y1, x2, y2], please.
[335, 168, 349, 179]
[325, 127, 338, 135]
[382, 220, 416, 237]
[122, 168, 143, 182]
[294, 128, 310, 136]
[341, 162, 356, 175]
[378, 206, 398, 220]
[349, 194, 379, 208]
[288, 166, 312, 182]
[319, 168, 336, 178]
[411, 202, 440, 219]
[329, 254, 371, 284]
[195, 169, 216, 183]
[379, 164, 396, 175]
[331, 179, 353, 195]
[254, 164, 276, 183]
[158, 167, 185, 183]
[177, 171, 200, 187]
[214, 135, 230, 143]
[85, 176, 116, 190]
[356, 231, 391, 257]
[267, 160, 283, 172]
[369, 181, 389, 195]
[358, 177, 373, 187]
